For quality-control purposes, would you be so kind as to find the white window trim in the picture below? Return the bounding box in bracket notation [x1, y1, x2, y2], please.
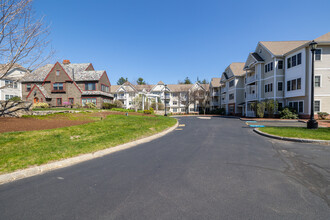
[314, 100, 321, 112]
[315, 48, 322, 61]
[288, 100, 304, 113]
[315, 74, 322, 88]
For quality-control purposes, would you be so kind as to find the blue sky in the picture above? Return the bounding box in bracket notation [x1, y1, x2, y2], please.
[34, 0, 330, 85]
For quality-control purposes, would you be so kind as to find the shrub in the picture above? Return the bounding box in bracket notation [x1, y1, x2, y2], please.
[111, 108, 135, 112]
[85, 102, 97, 109]
[256, 102, 265, 118]
[33, 102, 49, 109]
[158, 103, 165, 110]
[150, 107, 154, 114]
[210, 108, 225, 115]
[8, 96, 21, 102]
[265, 99, 278, 118]
[143, 110, 152, 114]
[102, 103, 116, 109]
[279, 107, 298, 119]
[318, 112, 329, 120]
[114, 100, 123, 108]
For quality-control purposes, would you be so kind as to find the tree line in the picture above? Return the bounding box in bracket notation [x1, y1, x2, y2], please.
[116, 76, 209, 85]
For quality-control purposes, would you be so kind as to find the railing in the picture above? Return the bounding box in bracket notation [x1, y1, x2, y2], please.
[211, 101, 220, 106]
[246, 111, 256, 117]
[212, 91, 220, 96]
[246, 93, 257, 101]
[246, 74, 257, 84]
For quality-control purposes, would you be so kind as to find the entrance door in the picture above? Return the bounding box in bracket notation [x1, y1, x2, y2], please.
[34, 97, 39, 103]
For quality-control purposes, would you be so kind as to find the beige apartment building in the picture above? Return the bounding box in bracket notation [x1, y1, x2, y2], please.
[241, 32, 330, 118]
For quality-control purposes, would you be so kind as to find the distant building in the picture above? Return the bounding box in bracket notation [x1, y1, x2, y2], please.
[0, 64, 29, 101]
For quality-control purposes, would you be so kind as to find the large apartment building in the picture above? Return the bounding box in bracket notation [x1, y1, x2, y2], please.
[111, 81, 210, 113]
[220, 62, 245, 115]
[220, 32, 330, 118]
[209, 78, 221, 110]
[21, 60, 113, 108]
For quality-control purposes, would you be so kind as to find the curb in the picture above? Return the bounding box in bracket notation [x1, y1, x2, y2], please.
[253, 128, 330, 145]
[0, 120, 179, 185]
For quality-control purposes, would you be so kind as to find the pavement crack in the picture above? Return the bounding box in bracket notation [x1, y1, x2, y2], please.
[271, 141, 330, 207]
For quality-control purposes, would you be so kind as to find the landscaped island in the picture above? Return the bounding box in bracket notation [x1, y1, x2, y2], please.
[0, 112, 176, 174]
[259, 127, 330, 141]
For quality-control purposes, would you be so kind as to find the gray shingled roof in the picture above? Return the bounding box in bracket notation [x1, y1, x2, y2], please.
[74, 70, 105, 81]
[82, 91, 114, 98]
[61, 63, 91, 79]
[22, 64, 53, 82]
[35, 84, 50, 98]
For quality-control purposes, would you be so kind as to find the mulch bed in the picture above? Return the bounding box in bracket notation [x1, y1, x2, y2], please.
[0, 111, 155, 133]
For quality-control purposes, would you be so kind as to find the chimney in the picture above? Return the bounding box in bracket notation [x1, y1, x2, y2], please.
[63, 60, 70, 65]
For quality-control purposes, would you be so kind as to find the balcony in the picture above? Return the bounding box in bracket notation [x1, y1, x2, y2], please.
[221, 87, 227, 94]
[211, 101, 220, 106]
[246, 93, 257, 101]
[246, 74, 257, 84]
[212, 91, 220, 96]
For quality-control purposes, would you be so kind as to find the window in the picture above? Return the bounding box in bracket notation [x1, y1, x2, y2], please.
[314, 101, 320, 112]
[315, 76, 321, 87]
[278, 60, 283, 69]
[173, 108, 177, 113]
[69, 98, 74, 104]
[5, 80, 13, 88]
[56, 98, 62, 106]
[229, 80, 234, 87]
[5, 95, 9, 100]
[278, 102, 283, 111]
[265, 85, 268, 93]
[292, 79, 297, 90]
[13, 82, 17, 89]
[264, 62, 274, 73]
[229, 93, 234, 100]
[264, 83, 273, 93]
[292, 55, 297, 67]
[53, 83, 64, 91]
[287, 57, 291, 68]
[172, 93, 178, 97]
[287, 53, 302, 68]
[181, 108, 185, 112]
[315, 49, 321, 60]
[173, 101, 178, 105]
[101, 84, 109, 92]
[85, 83, 96, 90]
[56, 70, 60, 76]
[82, 98, 97, 106]
[278, 82, 283, 91]
[289, 101, 304, 113]
[297, 53, 302, 65]
[297, 78, 301, 90]
[287, 81, 291, 91]
[26, 84, 31, 92]
[299, 101, 303, 113]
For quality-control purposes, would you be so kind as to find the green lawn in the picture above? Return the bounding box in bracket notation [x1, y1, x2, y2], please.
[259, 127, 330, 140]
[0, 115, 176, 174]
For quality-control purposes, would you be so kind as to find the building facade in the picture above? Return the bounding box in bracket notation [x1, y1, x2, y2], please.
[21, 60, 113, 108]
[111, 81, 210, 114]
[0, 64, 28, 101]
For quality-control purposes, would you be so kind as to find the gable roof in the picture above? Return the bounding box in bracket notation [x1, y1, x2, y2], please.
[0, 63, 27, 78]
[314, 32, 330, 42]
[210, 78, 221, 87]
[22, 64, 53, 82]
[228, 62, 245, 76]
[74, 70, 105, 81]
[110, 85, 120, 93]
[35, 84, 50, 98]
[259, 41, 310, 56]
[251, 53, 264, 62]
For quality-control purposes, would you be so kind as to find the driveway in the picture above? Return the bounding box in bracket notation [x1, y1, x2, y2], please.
[0, 116, 329, 219]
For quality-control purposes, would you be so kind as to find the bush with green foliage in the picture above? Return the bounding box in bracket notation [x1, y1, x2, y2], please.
[33, 102, 49, 109]
[111, 108, 135, 112]
[210, 108, 225, 115]
[85, 102, 96, 109]
[114, 100, 123, 108]
[102, 103, 116, 109]
[149, 107, 154, 114]
[279, 107, 298, 119]
[8, 96, 21, 102]
[317, 112, 329, 120]
[265, 99, 278, 118]
[158, 103, 165, 110]
[143, 110, 152, 114]
[256, 102, 265, 118]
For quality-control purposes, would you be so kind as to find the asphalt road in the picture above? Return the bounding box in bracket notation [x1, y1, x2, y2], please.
[1, 116, 330, 220]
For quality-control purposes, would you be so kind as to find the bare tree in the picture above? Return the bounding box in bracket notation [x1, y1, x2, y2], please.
[0, 0, 53, 86]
